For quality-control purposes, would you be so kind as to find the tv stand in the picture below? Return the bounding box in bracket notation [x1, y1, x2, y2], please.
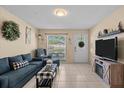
[94, 57, 124, 88]
[102, 58, 116, 62]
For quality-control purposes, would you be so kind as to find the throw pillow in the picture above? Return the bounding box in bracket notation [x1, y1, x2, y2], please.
[12, 61, 29, 70]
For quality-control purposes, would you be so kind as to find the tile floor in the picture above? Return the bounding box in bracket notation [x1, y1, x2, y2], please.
[52, 63, 109, 88]
[23, 63, 109, 88]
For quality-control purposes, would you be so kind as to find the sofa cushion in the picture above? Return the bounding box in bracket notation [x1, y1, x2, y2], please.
[22, 53, 32, 62]
[9, 55, 23, 62]
[52, 58, 60, 67]
[0, 58, 10, 75]
[0, 75, 8, 88]
[2, 64, 37, 88]
[30, 61, 43, 68]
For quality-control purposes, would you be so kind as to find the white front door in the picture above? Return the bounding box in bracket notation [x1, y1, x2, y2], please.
[73, 32, 88, 63]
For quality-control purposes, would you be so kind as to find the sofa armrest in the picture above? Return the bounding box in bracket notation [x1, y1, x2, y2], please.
[32, 57, 43, 61]
[0, 76, 8, 88]
[44, 55, 52, 59]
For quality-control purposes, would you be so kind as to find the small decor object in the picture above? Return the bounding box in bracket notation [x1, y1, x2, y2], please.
[38, 34, 42, 39]
[78, 33, 85, 48]
[68, 37, 72, 44]
[110, 29, 114, 33]
[98, 31, 102, 36]
[118, 21, 124, 31]
[103, 29, 108, 34]
[78, 41, 84, 48]
[38, 34, 44, 41]
[47, 59, 53, 64]
[25, 26, 31, 44]
[45, 59, 53, 71]
[45, 64, 52, 71]
[1, 21, 20, 41]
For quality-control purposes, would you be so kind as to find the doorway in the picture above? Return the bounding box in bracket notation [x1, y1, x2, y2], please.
[73, 32, 88, 63]
[47, 34, 67, 63]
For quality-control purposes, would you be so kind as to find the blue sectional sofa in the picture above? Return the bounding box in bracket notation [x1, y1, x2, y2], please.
[0, 53, 44, 88]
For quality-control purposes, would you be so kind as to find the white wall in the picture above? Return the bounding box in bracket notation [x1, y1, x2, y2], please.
[0, 7, 38, 58]
[38, 29, 89, 63]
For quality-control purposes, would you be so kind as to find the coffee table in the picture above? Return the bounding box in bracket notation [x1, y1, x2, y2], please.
[36, 64, 57, 88]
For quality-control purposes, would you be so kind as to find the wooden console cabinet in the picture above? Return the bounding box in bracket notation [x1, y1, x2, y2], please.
[95, 58, 124, 88]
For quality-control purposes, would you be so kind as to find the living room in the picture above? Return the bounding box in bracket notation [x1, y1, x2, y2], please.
[0, 4, 124, 89]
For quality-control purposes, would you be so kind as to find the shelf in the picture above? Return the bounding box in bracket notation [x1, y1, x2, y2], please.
[98, 30, 124, 38]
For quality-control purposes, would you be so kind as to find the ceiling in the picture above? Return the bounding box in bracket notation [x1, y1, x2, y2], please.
[1, 5, 120, 29]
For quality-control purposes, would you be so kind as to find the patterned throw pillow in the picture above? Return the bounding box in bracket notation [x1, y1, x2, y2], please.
[12, 61, 29, 70]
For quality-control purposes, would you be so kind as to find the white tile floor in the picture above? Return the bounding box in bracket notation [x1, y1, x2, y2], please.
[23, 63, 109, 88]
[52, 63, 109, 88]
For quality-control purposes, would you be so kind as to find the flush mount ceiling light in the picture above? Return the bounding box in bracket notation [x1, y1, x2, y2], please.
[54, 8, 67, 17]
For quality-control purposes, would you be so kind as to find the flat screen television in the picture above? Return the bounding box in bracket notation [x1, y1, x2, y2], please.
[95, 37, 118, 61]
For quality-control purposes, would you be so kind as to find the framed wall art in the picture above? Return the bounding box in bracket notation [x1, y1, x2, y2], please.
[25, 26, 31, 44]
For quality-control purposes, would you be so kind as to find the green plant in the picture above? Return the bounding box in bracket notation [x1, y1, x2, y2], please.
[1, 21, 20, 41]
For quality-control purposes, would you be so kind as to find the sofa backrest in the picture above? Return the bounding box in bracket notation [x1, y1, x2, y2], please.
[36, 48, 45, 57]
[0, 57, 10, 75]
[43, 49, 47, 55]
[9, 55, 23, 62]
[22, 53, 32, 62]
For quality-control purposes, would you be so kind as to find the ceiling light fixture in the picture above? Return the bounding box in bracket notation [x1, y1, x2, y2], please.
[54, 8, 67, 17]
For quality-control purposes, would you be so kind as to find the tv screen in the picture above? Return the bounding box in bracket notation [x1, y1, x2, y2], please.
[95, 37, 118, 61]
[95, 40, 104, 57]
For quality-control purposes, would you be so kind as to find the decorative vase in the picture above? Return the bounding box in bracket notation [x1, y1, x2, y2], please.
[98, 31, 102, 36]
[118, 21, 124, 31]
[103, 29, 108, 34]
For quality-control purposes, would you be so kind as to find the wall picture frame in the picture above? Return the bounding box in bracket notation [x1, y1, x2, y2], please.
[25, 26, 31, 44]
